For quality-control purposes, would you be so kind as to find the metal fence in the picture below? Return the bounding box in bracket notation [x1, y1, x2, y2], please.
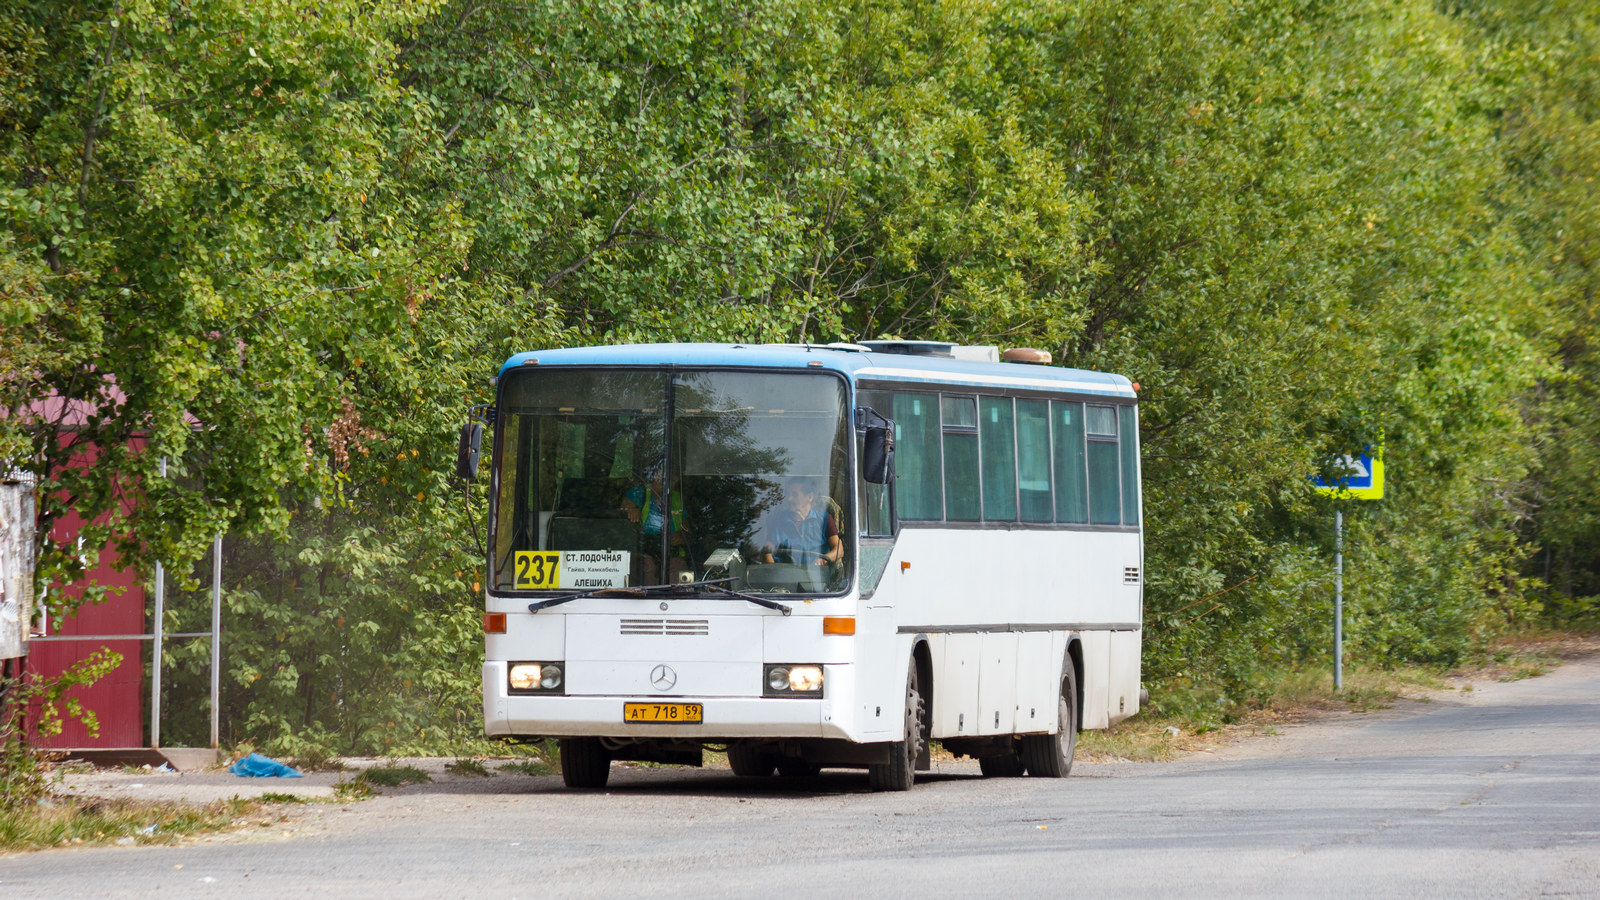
[7, 459, 222, 749]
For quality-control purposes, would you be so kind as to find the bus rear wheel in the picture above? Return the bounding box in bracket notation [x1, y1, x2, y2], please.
[1020, 665, 1077, 778]
[869, 658, 925, 792]
[559, 737, 611, 788]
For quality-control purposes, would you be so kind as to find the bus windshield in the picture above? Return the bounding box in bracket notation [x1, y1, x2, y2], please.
[491, 368, 853, 595]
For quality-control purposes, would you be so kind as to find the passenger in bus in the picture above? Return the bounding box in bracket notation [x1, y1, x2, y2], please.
[757, 478, 842, 568]
[621, 467, 689, 583]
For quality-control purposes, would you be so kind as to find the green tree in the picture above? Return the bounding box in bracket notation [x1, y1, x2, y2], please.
[1447, 0, 1600, 618]
[0, 0, 461, 596]
[6, 0, 1583, 756]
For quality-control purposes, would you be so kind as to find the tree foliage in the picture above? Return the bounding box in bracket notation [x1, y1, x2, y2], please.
[2, 0, 1595, 752]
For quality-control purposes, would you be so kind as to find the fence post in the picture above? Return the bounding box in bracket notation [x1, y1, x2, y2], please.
[1334, 509, 1343, 692]
[150, 456, 166, 748]
[210, 535, 221, 749]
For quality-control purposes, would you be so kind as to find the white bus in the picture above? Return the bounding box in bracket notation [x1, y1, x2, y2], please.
[461, 341, 1143, 790]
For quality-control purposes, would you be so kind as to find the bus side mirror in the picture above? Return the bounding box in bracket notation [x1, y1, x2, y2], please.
[456, 423, 483, 481]
[863, 425, 894, 484]
[856, 406, 895, 485]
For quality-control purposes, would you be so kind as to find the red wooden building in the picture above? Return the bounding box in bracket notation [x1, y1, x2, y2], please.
[10, 395, 148, 750]
[27, 462, 149, 749]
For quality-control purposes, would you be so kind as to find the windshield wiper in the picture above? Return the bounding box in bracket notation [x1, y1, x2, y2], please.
[694, 580, 793, 615]
[526, 588, 624, 613]
[527, 578, 792, 615]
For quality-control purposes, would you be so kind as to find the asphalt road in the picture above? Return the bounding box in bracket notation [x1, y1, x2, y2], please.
[4, 655, 1598, 899]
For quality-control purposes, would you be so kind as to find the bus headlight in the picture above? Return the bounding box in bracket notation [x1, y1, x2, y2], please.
[764, 664, 823, 697]
[788, 666, 824, 692]
[509, 662, 565, 694]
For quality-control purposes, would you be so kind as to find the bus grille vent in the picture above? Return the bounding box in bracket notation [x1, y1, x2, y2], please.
[1123, 567, 1141, 584]
[619, 618, 710, 636]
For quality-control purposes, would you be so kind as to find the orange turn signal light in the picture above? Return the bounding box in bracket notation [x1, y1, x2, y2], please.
[823, 617, 856, 635]
[483, 613, 507, 634]
[901, 561, 911, 572]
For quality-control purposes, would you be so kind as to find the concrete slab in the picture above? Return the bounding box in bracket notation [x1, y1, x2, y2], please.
[60, 748, 168, 769]
[158, 748, 221, 772]
[54, 768, 342, 805]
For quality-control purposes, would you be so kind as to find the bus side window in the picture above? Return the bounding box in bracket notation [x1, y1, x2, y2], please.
[891, 392, 943, 520]
[1052, 401, 1088, 524]
[941, 395, 980, 521]
[1119, 405, 1140, 526]
[1017, 399, 1053, 522]
[980, 397, 1017, 521]
[1086, 405, 1121, 525]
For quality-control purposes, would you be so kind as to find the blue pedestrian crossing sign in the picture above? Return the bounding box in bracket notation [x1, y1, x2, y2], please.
[1312, 446, 1384, 500]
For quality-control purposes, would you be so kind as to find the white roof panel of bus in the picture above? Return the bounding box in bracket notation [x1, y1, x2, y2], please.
[498, 344, 1135, 398]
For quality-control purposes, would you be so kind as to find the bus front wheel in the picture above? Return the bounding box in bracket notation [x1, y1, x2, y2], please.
[1020, 665, 1077, 778]
[869, 658, 925, 792]
[559, 737, 611, 788]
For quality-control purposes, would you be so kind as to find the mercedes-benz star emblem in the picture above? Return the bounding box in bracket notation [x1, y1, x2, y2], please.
[650, 665, 677, 691]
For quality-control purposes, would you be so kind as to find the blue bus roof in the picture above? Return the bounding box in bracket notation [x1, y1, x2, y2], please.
[499, 344, 1136, 398]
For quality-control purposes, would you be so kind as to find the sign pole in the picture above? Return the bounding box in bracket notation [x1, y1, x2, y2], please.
[1312, 441, 1381, 695]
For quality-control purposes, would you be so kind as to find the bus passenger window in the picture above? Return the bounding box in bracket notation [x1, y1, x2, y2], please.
[892, 393, 943, 519]
[1052, 401, 1088, 524]
[1017, 399, 1053, 522]
[1087, 405, 1121, 525]
[1119, 405, 1140, 526]
[980, 397, 1017, 521]
[941, 396, 980, 521]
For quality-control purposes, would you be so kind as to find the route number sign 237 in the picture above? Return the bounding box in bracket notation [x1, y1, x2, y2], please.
[514, 552, 561, 589]
[512, 550, 630, 590]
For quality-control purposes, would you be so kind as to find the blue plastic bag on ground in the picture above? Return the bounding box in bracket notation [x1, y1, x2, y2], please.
[229, 752, 303, 778]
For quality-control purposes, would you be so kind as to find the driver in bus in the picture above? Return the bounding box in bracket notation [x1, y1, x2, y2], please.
[757, 477, 842, 568]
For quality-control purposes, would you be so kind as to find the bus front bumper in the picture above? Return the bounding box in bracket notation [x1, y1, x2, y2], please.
[482, 661, 856, 741]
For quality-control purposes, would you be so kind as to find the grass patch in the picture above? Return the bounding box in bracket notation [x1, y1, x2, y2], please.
[354, 765, 432, 789]
[0, 797, 252, 852]
[282, 748, 347, 773]
[497, 759, 554, 777]
[1078, 722, 1182, 762]
[256, 792, 312, 804]
[1496, 662, 1549, 681]
[333, 780, 374, 802]
[328, 764, 431, 801]
[1459, 630, 1600, 683]
[444, 758, 493, 777]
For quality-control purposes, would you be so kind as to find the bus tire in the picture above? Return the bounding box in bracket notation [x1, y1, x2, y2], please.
[728, 743, 776, 777]
[978, 752, 1025, 777]
[1021, 665, 1077, 778]
[559, 737, 611, 788]
[868, 658, 925, 792]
